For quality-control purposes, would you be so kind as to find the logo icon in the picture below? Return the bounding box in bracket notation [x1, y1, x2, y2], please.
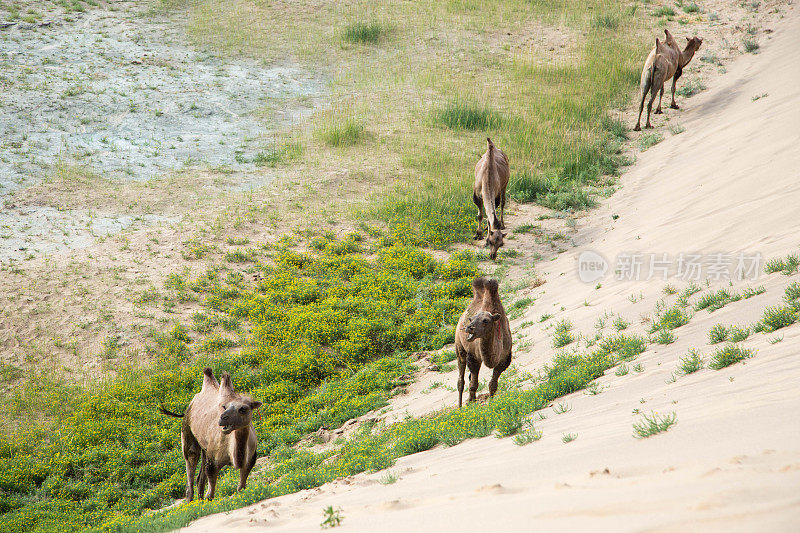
[577, 250, 608, 283]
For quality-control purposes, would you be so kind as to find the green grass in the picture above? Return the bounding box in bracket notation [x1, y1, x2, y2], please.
[653, 328, 675, 345]
[743, 37, 760, 53]
[612, 316, 629, 331]
[676, 79, 706, 98]
[677, 349, 704, 375]
[434, 101, 503, 131]
[639, 132, 663, 151]
[652, 6, 676, 17]
[562, 433, 578, 443]
[633, 411, 677, 438]
[708, 324, 729, 344]
[682, 2, 701, 13]
[650, 305, 691, 332]
[764, 253, 800, 275]
[729, 325, 751, 343]
[342, 21, 386, 44]
[756, 305, 797, 333]
[315, 119, 366, 147]
[597, 333, 648, 361]
[552, 319, 575, 348]
[709, 344, 754, 370]
[694, 289, 741, 312]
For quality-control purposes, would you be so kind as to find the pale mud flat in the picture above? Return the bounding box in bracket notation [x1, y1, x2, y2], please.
[0, 0, 322, 261]
[183, 4, 800, 532]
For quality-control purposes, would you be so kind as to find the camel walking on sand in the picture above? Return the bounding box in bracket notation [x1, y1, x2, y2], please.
[634, 29, 703, 131]
[472, 138, 509, 261]
[454, 277, 512, 407]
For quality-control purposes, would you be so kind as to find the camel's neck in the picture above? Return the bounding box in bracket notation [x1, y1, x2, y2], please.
[232, 426, 250, 468]
[679, 46, 696, 68]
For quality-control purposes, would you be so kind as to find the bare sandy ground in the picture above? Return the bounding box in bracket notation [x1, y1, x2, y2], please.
[183, 3, 800, 532]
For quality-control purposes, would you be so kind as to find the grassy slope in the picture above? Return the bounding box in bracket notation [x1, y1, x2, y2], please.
[0, 1, 653, 532]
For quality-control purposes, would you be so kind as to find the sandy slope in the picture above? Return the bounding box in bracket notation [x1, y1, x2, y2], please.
[183, 5, 800, 532]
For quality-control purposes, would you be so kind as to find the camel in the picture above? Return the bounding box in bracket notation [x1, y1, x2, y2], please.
[454, 277, 512, 407]
[634, 29, 703, 131]
[472, 138, 509, 261]
[159, 368, 262, 501]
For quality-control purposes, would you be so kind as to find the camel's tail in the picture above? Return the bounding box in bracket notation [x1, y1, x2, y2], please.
[159, 405, 185, 418]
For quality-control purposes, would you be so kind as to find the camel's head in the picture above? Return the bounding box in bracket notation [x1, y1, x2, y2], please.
[217, 372, 262, 434]
[685, 36, 703, 53]
[485, 228, 506, 261]
[463, 311, 502, 342]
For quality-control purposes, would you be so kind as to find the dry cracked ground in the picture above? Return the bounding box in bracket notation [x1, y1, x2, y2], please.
[0, 0, 324, 380]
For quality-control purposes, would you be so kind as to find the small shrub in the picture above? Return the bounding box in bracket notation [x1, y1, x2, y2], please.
[379, 471, 398, 485]
[709, 344, 754, 369]
[615, 363, 629, 376]
[562, 433, 578, 443]
[708, 324, 729, 344]
[757, 305, 797, 333]
[678, 349, 704, 375]
[743, 37, 760, 53]
[633, 411, 677, 438]
[729, 325, 750, 343]
[650, 305, 691, 332]
[764, 253, 800, 275]
[653, 329, 675, 345]
[552, 319, 575, 348]
[321, 506, 344, 528]
[612, 316, 629, 331]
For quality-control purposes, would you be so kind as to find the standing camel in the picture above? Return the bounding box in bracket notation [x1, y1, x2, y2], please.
[472, 138, 509, 261]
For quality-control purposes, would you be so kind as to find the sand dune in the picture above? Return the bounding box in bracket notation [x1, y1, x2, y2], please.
[183, 5, 800, 532]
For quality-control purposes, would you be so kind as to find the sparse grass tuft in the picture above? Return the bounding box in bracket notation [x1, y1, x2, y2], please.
[639, 132, 664, 151]
[709, 344, 754, 369]
[757, 305, 797, 333]
[676, 79, 706, 98]
[764, 253, 800, 275]
[379, 471, 399, 485]
[743, 37, 760, 53]
[653, 328, 675, 345]
[321, 505, 344, 528]
[552, 319, 575, 348]
[316, 119, 366, 147]
[562, 433, 578, 443]
[678, 349, 704, 375]
[729, 325, 751, 343]
[653, 6, 676, 17]
[615, 363, 629, 376]
[708, 324, 729, 344]
[633, 411, 677, 438]
[612, 316, 629, 331]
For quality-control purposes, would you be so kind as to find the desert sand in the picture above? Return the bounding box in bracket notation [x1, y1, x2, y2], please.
[182, 5, 800, 532]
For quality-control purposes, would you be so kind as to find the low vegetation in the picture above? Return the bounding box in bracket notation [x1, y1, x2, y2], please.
[633, 411, 677, 438]
[709, 344, 754, 370]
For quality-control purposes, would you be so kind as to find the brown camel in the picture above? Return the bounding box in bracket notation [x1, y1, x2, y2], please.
[634, 30, 703, 131]
[159, 368, 262, 501]
[454, 277, 512, 407]
[472, 138, 509, 261]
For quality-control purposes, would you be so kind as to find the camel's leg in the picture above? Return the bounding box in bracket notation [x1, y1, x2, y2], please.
[655, 85, 664, 114]
[645, 83, 660, 129]
[205, 460, 220, 500]
[473, 193, 484, 240]
[456, 345, 467, 407]
[238, 450, 257, 491]
[488, 354, 512, 398]
[466, 353, 481, 403]
[181, 429, 200, 501]
[196, 450, 208, 499]
[634, 88, 647, 131]
[494, 195, 505, 229]
[670, 68, 682, 109]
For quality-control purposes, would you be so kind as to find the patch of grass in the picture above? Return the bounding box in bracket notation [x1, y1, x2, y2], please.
[676, 79, 706, 98]
[650, 305, 691, 332]
[742, 285, 765, 299]
[700, 52, 721, 65]
[514, 223, 539, 234]
[683, 2, 701, 13]
[434, 100, 503, 131]
[729, 325, 751, 343]
[592, 12, 619, 29]
[507, 297, 534, 320]
[321, 505, 344, 528]
[342, 21, 386, 44]
[253, 142, 303, 167]
[562, 433, 578, 443]
[612, 316, 629, 331]
[756, 305, 797, 333]
[743, 37, 760, 53]
[678, 349, 704, 375]
[512, 424, 542, 446]
[639, 132, 663, 151]
[653, 329, 675, 345]
[552, 319, 575, 348]
[633, 411, 677, 438]
[553, 402, 572, 414]
[709, 344, 754, 369]
[615, 363, 629, 376]
[784, 282, 800, 304]
[379, 470, 398, 485]
[429, 350, 457, 372]
[316, 119, 365, 147]
[694, 289, 740, 312]
[708, 324, 729, 344]
[597, 333, 648, 361]
[764, 253, 800, 275]
[653, 6, 676, 17]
